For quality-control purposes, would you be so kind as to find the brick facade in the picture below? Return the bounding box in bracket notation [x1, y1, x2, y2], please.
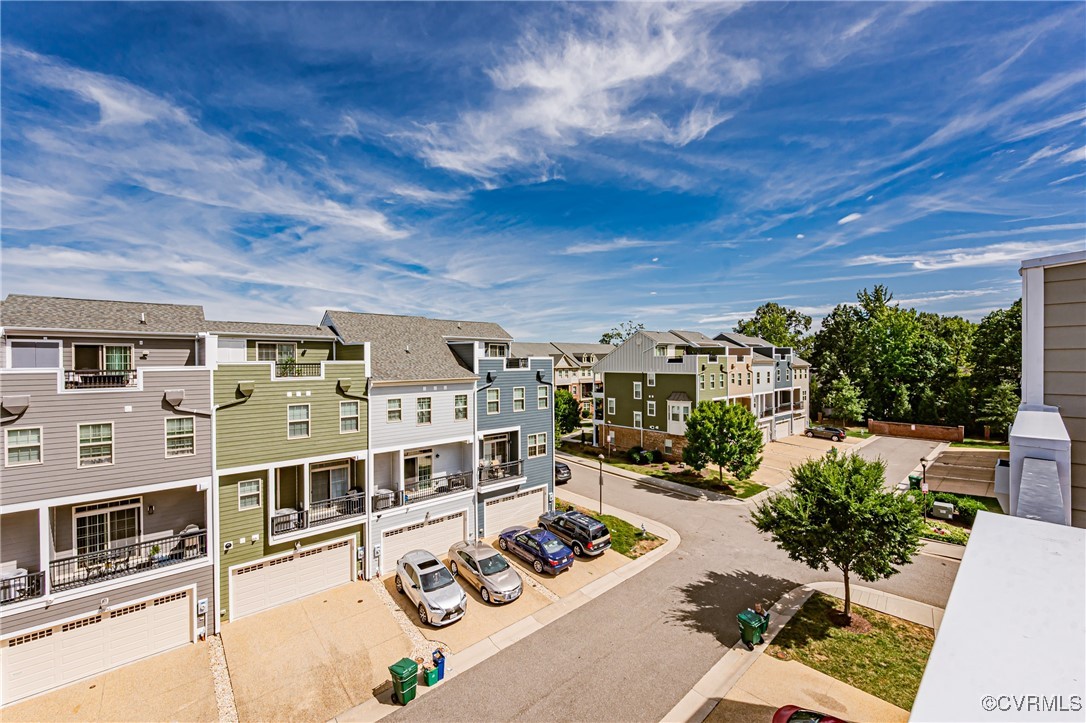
[867, 420, 965, 442]
[602, 424, 687, 461]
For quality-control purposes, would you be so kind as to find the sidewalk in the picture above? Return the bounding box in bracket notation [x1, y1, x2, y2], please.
[662, 583, 944, 723]
[334, 491, 679, 723]
[558, 451, 740, 503]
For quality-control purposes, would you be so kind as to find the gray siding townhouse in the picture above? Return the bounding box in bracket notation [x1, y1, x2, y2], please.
[715, 332, 811, 442]
[0, 295, 215, 706]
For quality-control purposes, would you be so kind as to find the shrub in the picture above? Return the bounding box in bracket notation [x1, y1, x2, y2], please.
[644, 449, 659, 463]
[954, 497, 985, 525]
[662, 462, 670, 471]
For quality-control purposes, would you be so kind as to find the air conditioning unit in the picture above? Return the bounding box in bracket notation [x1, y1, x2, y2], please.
[931, 501, 954, 520]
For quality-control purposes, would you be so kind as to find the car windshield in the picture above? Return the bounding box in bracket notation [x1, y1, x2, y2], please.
[478, 555, 510, 575]
[419, 566, 454, 592]
[541, 538, 566, 555]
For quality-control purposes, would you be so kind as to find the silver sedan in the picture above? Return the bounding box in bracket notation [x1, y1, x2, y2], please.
[447, 541, 522, 604]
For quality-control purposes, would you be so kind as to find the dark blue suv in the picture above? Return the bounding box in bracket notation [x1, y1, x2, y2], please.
[497, 526, 574, 575]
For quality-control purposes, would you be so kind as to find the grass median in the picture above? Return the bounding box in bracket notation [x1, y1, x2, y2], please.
[555, 498, 665, 559]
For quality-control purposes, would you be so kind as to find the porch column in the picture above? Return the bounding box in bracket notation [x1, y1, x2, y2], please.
[39, 506, 50, 597]
[302, 463, 311, 511]
[267, 465, 276, 529]
[396, 448, 405, 490]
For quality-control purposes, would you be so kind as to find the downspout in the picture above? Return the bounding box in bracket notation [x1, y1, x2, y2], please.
[536, 367, 556, 513]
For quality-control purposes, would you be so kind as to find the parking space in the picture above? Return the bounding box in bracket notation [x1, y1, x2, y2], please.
[751, 434, 855, 488]
[491, 540, 631, 597]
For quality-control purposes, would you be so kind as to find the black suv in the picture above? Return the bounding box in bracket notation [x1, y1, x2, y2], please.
[555, 462, 572, 484]
[537, 509, 611, 557]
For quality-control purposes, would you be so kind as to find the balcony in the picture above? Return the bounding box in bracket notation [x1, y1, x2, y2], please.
[776, 402, 794, 412]
[271, 492, 365, 535]
[274, 361, 323, 378]
[0, 570, 45, 606]
[592, 384, 603, 396]
[49, 529, 208, 593]
[479, 459, 524, 485]
[370, 471, 473, 511]
[64, 369, 138, 389]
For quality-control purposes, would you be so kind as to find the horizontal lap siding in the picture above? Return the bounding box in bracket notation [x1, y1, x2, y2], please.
[370, 383, 475, 451]
[0, 369, 212, 507]
[2, 335, 197, 369]
[244, 340, 334, 362]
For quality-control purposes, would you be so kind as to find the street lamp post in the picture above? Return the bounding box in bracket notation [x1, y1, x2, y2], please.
[920, 457, 929, 520]
[598, 453, 605, 515]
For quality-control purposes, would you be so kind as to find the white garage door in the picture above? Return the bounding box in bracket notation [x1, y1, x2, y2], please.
[484, 487, 547, 536]
[760, 424, 771, 445]
[775, 419, 792, 440]
[381, 512, 465, 572]
[231, 539, 352, 620]
[1, 590, 190, 705]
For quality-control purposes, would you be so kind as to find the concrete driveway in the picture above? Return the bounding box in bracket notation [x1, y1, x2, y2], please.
[927, 449, 1007, 497]
[752, 434, 856, 488]
[498, 543, 630, 597]
[857, 436, 942, 489]
[220, 581, 412, 723]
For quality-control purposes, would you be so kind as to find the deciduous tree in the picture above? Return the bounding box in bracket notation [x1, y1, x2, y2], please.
[977, 381, 1019, 439]
[554, 389, 579, 437]
[599, 320, 645, 346]
[824, 375, 865, 426]
[682, 401, 764, 482]
[735, 302, 812, 350]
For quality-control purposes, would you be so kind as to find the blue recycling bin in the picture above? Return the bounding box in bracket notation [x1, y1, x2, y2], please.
[432, 649, 446, 681]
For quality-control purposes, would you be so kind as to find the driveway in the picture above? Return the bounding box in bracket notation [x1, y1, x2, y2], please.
[387, 452, 959, 723]
[220, 581, 412, 723]
[857, 436, 942, 489]
[751, 434, 856, 488]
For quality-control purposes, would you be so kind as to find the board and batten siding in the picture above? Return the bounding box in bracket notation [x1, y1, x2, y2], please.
[1044, 260, 1086, 528]
[0, 368, 212, 507]
[212, 362, 367, 469]
[369, 382, 475, 451]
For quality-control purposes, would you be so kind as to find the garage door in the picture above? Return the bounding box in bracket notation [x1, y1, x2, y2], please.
[484, 487, 547, 536]
[775, 419, 792, 440]
[1, 590, 190, 705]
[231, 539, 352, 620]
[760, 424, 771, 445]
[381, 512, 465, 572]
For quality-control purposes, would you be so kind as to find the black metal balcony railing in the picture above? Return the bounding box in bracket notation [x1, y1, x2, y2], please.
[49, 530, 207, 592]
[274, 361, 323, 378]
[479, 459, 524, 485]
[64, 369, 138, 389]
[371, 471, 473, 511]
[271, 493, 365, 535]
[0, 570, 45, 606]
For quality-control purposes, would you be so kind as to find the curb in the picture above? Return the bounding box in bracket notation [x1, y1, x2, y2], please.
[660, 583, 945, 723]
[334, 495, 680, 723]
[557, 451, 749, 505]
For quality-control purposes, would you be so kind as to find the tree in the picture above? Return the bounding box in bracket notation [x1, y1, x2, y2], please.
[735, 302, 812, 350]
[971, 300, 1021, 392]
[599, 320, 644, 346]
[976, 381, 1019, 439]
[554, 389, 579, 437]
[751, 449, 924, 622]
[683, 401, 764, 482]
[824, 375, 865, 425]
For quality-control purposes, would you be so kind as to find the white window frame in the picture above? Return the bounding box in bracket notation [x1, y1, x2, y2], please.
[777, 368, 781, 382]
[699, 374, 705, 390]
[387, 398, 402, 423]
[527, 432, 548, 458]
[710, 374, 716, 389]
[238, 479, 262, 511]
[487, 388, 501, 415]
[537, 386, 548, 410]
[164, 416, 195, 458]
[287, 403, 311, 439]
[5, 426, 43, 467]
[607, 397, 616, 415]
[7, 339, 61, 369]
[513, 387, 526, 412]
[633, 381, 642, 400]
[256, 342, 296, 363]
[339, 401, 360, 434]
[455, 393, 469, 421]
[486, 343, 508, 358]
[633, 411, 643, 429]
[416, 397, 432, 425]
[73, 496, 142, 554]
[647, 401, 656, 417]
[647, 373, 656, 387]
[78, 421, 114, 468]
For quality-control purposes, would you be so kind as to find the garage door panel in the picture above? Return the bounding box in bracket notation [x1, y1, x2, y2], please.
[775, 420, 791, 439]
[109, 602, 152, 666]
[381, 512, 465, 571]
[484, 488, 546, 536]
[230, 541, 353, 620]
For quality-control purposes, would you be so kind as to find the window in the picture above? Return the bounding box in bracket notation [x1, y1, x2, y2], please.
[757, 372, 761, 384]
[527, 432, 548, 457]
[486, 343, 508, 358]
[257, 342, 296, 362]
[6, 427, 42, 466]
[340, 401, 360, 433]
[416, 397, 432, 424]
[165, 417, 195, 457]
[670, 405, 680, 422]
[238, 479, 262, 510]
[513, 387, 525, 412]
[747, 372, 752, 385]
[654, 345, 667, 356]
[664, 439, 673, 453]
[633, 411, 642, 428]
[311, 462, 350, 502]
[455, 394, 469, 420]
[710, 374, 716, 389]
[699, 374, 705, 390]
[647, 373, 656, 387]
[78, 423, 113, 467]
[537, 386, 549, 410]
[647, 401, 656, 417]
[9, 340, 59, 369]
[802, 390, 808, 403]
[74, 344, 132, 371]
[776, 368, 781, 382]
[387, 398, 402, 423]
[633, 381, 642, 399]
[75, 498, 140, 554]
[287, 404, 310, 439]
[487, 388, 501, 414]
[607, 398, 615, 415]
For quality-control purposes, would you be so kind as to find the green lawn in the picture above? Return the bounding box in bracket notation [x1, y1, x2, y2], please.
[767, 593, 935, 711]
[846, 427, 872, 439]
[920, 520, 970, 545]
[949, 439, 1009, 450]
[555, 498, 664, 559]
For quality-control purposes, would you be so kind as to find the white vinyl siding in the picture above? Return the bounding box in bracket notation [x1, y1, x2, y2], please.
[527, 432, 547, 458]
[238, 479, 262, 510]
[164, 417, 195, 457]
[287, 404, 310, 439]
[6, 427, 42, 466]
[78, 423, 113, 468]
[339, 401, 360, 434]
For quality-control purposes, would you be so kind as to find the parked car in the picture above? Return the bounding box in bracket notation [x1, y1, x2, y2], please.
[497, 526, 574, 575]
[447, 541, 522, 604]
[772, 706, 847, 723]
[394, 550, 467, 626]
[538, 509, 611, 557]
[555, 461, 572, 484]
[805, 425, 846, 442]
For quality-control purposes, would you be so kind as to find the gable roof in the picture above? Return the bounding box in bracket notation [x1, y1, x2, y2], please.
[1, 294, 206, 334]
[752, 352, 776, 365]
[323, 310, 509, 382]
[205, 319, 335, 339]
[550, 342, 615, 358]
[670, 330, 727, 348]
[714, 331, 773, 348]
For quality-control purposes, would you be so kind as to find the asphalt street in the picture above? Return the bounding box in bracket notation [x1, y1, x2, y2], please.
[389, 437, 958, 723]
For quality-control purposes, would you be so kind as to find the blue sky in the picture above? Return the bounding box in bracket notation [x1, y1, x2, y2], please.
[2, 2, 1084, 340]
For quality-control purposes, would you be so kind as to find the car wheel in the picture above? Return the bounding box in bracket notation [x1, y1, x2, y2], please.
[533, 560, 544, 574]
[498, 538, 508, 551]
[481, 587, 491, 604]
[395, 575, 404, 594]
[418, 603, 429, 625]
[805, 431, 813, 438]
[450, 561, 459, 576]
[831, 435, 840, 442]
[572, 542, 584, 557]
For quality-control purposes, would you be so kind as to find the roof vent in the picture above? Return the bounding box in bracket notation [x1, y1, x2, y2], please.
[405, 344, 410, 354]
[139, 312, 147, 324]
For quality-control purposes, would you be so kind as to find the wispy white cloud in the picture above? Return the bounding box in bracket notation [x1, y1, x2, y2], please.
[849, 240, 1086, 271]
[1060, 145, 1086, 165]
[1003, 108, 1086, 142]
[932, 222, 1086, 242]
[559, 238, 665, 256]
[837, 212, 862, 225]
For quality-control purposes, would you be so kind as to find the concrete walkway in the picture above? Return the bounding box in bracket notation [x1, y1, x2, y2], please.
[662, 583, 944, 723]
[558, 450, 740, 503]
[335, 490, 680, 723]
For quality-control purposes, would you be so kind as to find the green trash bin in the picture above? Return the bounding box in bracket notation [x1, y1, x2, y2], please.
[388, 657, 418, 705]
[420, 665, 441, 687]
[737, 609, 764, 650]
[909, 474, 923, 489]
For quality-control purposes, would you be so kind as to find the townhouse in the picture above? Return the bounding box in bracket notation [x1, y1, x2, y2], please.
[1, 296, 215, 706]
[510, 342, 612, 414]
[593, 329, 811, 459]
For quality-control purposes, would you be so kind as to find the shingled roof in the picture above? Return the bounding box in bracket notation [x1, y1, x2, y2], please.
[714, 331, 773, 348]
[1, 294, 206, 334]
[324, 311, 510, 382]
[205, 320, 335, 338]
